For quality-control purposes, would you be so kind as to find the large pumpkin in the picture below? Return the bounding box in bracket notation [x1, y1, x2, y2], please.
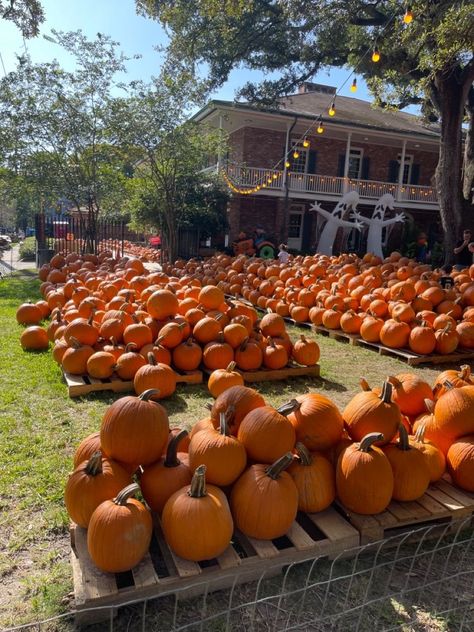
[388, 373, 433, 416]
[446, 435, 474, 492]
[432, 384, 474, 445]
[237, 404, 296, 463]
[409, 424, 446, 483]
[87, 483, 152, 573]
[211, 385, 266, 435]
[162, 465, 233, 561]
[64, 451, 131, 528]
[133, 353, 177, 399]
[288, 443, 335, 513]
[100, 389, 169, 466]
[383, 425, 430, 501]
[285, 393, 343, 451]
[336, 432, 394, 515]
[230, 453, 298, 540]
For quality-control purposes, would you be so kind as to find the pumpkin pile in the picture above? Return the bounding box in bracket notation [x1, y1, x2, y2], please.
[17, 251, 320, 391]
[158, 250, 474, 356]
[66, 365, 474, 573]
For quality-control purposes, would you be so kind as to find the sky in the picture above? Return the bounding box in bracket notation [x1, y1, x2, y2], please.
[0, 0, 375, 107]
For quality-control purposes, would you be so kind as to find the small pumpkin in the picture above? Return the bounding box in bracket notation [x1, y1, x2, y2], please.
[20, 326, 49, 351]
[285, 393, 343, 451]
[87, 483, 152, 573]
[133, 353, 177, 399]
[409, 424, 446, 483]
[288, 443, 335, 513]
[208, 361, 244, 398]
[237, 403, 296, 464]
[291, 335, 320, 366]
[211, 385, 265, 435]
[383, 425, 430, 501]
[162, 465, 233, 561]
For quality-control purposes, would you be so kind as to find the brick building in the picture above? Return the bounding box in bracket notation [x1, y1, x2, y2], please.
[192, 83, 441, 255]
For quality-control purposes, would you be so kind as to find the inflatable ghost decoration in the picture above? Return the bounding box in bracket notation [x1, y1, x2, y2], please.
[352, 193, 405, 259]
[310, 191, 364, 256]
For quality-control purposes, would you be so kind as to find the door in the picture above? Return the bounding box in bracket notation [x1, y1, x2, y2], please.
[287, 206, 305, 251]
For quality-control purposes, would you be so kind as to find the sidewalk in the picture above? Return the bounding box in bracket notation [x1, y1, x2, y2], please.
[0, 244, 36, 275]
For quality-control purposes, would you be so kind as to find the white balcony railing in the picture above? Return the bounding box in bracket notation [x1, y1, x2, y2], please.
[222, 164, 438, 205]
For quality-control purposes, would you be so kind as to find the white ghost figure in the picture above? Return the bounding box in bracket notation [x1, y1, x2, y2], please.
[310, 191, 364, 256]
[352, 193, 405, 259]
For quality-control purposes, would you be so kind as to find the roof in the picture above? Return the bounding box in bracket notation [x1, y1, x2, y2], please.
[192, 93, 440, 140]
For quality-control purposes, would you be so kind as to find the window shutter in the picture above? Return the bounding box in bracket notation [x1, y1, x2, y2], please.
[307, 150, 318, 174]
[361, 157, 370, 180]
[388, 160, 399, 182]
[411, 164, 420, 185]
[337, 154, 345, 177]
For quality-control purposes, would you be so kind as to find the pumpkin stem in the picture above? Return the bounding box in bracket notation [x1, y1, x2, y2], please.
[277, 399, 300, 416]
[114, 482, 140, 506]
[219, 411, 231, 436]
[69, 336, 82, 349]
[442, 379, 454, 391]
[147, 352, 157, 366]
[205, 401, 213, 411]
[164, 429, 188, 467]
[84, 451, 103, 476]
[226, 361, 237, 372]
[413, 423, 426, 444]
[358, 432, 385, 452]
[125, 342, 138, 352]
[265, 452, 294, 480]
[459, 365, 471, 380]
[379, 380, 394, 404]
[424, 398, 435, 414]
[360, 378, 371, 392]
[396, 424, 411, 451]
[188, 464, 207, 498]
[295, 442, 312, 466]
[138, 388, 161, 401]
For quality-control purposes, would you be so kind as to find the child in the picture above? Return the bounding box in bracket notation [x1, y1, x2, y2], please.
[438, 264, 454, 290]
[278, 243, 290, 264]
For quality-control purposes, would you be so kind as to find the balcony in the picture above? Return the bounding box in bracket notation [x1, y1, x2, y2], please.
[223, 164, 438, 208]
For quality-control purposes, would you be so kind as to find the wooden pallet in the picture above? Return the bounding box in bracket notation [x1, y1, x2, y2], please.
[71, 507, 359, 625]
[336, 478, 474, 544]
[311, 325, 360, 346]
[63, 370, 203, 398]
[202, 363, 320, 383]
[353, 339, 474, 366]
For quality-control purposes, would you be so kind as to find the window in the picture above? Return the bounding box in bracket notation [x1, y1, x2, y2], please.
[289, 138, 309, 173]
[397, 154, 413, 184]
[288, 212, 303, 238]
[348, 148, 363, 179]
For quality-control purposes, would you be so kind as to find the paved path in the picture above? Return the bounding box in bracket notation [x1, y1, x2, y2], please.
[0, 244, 36, 275]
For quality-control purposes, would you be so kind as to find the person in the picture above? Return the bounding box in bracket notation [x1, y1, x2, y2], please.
[438, 264, 454, 290]
[453, 229, 472, 269]
[278, 243, 290, 264]
[469, 242, 474, 264]
[414, 232, 430, 263]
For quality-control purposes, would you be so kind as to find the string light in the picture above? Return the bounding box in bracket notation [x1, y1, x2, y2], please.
[403, 7, 413, 24]
[303, 137, 310, 148]
[372, 48, 381, 62]
[328, 100, 336, 116]
[293, 150, 300, 158]
[285, 160, 291, 168]
[317, 119, 324, 134]
[350, 78, 357, 92]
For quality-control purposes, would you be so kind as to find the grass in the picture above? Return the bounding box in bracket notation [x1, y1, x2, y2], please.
[0, 272, 470, 630]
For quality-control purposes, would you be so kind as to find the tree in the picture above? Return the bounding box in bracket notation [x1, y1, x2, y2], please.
[110, 77, 225, 261]
[0, 0, 44, 37]
[0, 30, 138, 251]
[137, 0, 474, 262]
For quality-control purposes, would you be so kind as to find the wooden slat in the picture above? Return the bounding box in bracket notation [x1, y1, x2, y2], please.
[245, 536, 280, 559]
[425, 487, 467, 513]
[387, 500, 432, 522]
[237, 364, 320, 383]
[435, 480, 474, 508]
[152, 517, 200, 578]
[416, 492, 448, 516]
[131, 551, 159, 588]
[309, 508, 360, 544]
[73, 525, 118, 600]
[286, 521, 315, 550]
[216, 545, 242, 570]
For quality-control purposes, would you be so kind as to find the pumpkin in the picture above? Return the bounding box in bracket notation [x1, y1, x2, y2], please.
[198, 285, 225, 310]
[73, 431, 102, 468]
[408, 322, 436, 355]
[189, 412, 247, 485]
[146, 289, 179, 320]
[409, 424, 446, 482]
[87, 483, 152, 573]
[359, 316, 383, 342]
[234, 338, 263, 371]
[100, 389, 169, 466]
[162, 465, 233, 561]
[435, 323, 459, 354]
[211, 385, 265, 435]
[61, 338, 95, 374]
[16, 302, 43, 325]
[230, 453, 298, 540]
[123, 322, 153, 348]
[411, 399, 452, 456]
[140, 429, 192, 513]
[223, 323, 249, 349]
[202, 336, 234, 370]
[446, 435, 474, 492]
[64, 316, 99, 347]
[259, 312, 286, 338]
[208, 361, 244, 398]
[432, 383, 474, 445]
[388, 373, 433, 416]
[433, 365, 473, 400]
[262, 337, 288, 369]
[343, 381, 401, 445]
[291, 335, 320, 366]
[115, 343, 146, 379]
[140, 340, 171, 366]
[20, 326, 49, 351]
[172, 337, 202, 372]
[237, 404, 296, 463]
[192, 317, 222, 345]
[64, 451, 131, 528]
[336, 432, 394, 515]
[133, 353, 177, 399]
[383, 425, 430, 501]
[86, 351, 116, 379]
[288, 443, 335, 513]
[285, 393, 343, 451]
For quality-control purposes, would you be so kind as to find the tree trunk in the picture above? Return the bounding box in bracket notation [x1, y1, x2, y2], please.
[433, 73, 466, 265]
[462, 88, 474, 207]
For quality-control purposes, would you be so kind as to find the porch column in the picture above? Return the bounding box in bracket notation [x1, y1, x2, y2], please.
[282, 121, 291, 190]
[343, 132, 352, 193]
[397, 139, 407, 201]
[217, 114, 223, 173]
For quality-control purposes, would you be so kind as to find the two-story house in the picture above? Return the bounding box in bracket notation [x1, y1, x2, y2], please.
[192, 82, 441, 255]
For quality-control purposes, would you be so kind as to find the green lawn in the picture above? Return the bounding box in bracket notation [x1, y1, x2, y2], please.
[0, 273, 462, 630]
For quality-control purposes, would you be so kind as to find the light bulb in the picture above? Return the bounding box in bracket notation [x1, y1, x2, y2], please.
[293, 150, 300, 159]
[372, 49, 380, 62]
[328, 102, 336, 116]
[403, 8, 413, 24]
[303, 138, 310, 148]
[351, 78, 357, 92]
[285, 160, 290, 168]
[317, 123, 324, 134]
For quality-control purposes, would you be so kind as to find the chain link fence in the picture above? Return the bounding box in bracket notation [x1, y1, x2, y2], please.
[5, 517, 473, 632]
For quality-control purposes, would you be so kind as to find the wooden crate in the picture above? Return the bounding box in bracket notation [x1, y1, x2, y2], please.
[336, 478, 474, 544]
[202, 363, 320, 383]
[71, 507, 359, 625]
[63, 369, 203, 398]
[353, 339, 474, 366]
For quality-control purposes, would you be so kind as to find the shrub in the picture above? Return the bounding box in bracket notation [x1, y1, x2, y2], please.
[19, 237, 36, 261]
